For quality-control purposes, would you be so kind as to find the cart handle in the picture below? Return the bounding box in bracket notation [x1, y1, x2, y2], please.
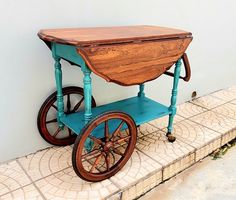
[164, 53, 191, 82]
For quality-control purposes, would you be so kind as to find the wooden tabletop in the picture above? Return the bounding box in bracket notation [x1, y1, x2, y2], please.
[38, 25, 192, 46]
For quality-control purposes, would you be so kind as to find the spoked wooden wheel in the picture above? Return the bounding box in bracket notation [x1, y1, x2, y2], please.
[37, 86, 96, 146]
[72, 111, 137, 182]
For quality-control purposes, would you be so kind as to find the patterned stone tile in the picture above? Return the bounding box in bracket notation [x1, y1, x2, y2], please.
[110, 150, 162, 190]
[136, 131, 195, 180]
[172, 120, 221, 149]
[230, 99, 236, 105]
[195, 138, 221, 161]
[0, 161, 31, 196]
[210, 89, 236, 102]
[163, 153, 195, 180]
[148, 115, 184, 130]
[190, 95, 225, 109]
[170, 119, 221, 161]
[35, 167, 118, 200]
[0, 184, 43, 200]
[18, 146, 72, 181]
[177, 102, 207, 118]
[221, 129, 236, 146]
[120, 171, 162, 200]
[137, 123, 159, 138]
[190, 111, 236, 134]
[106, 192, 121, 200]
[212, 103, 236, 120]
[136, 131, 194, 165]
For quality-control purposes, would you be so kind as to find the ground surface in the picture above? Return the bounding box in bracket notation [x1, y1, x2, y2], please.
[140, 145, 236, 200]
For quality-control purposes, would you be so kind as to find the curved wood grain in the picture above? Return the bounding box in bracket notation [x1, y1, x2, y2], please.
[38, 25, 193, 85]
[77, 37, 192, 86]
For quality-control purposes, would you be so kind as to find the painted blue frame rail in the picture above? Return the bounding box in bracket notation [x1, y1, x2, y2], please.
[61, 96, 171, 136]
[52, 43, 182, 138]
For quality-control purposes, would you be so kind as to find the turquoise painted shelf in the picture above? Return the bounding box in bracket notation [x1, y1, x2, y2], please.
[61, 96, 171, 136]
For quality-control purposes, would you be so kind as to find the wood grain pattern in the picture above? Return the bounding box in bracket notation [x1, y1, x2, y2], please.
[77, 37, 192, 85]
[38, 25, 192, 46]
[38, 25, 192, 85]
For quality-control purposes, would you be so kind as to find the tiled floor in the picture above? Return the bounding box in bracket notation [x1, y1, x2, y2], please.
[1, 86, 236, 200]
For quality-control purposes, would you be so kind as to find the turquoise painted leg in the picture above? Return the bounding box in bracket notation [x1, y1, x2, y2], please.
[137, 84, 145, 128]
[138, 84, 145, 97]
[81, 64, 92, 124]
[52, 43, 65, 128]
[167, 59, 182, 142]
[81, 63, 93, 151]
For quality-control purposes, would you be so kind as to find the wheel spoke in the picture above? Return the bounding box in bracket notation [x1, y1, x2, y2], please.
[70, 111, 137, 180]
[89, 154, 103, 173]
[111, 121, 124, 139]
[52, 127, 61, 138]
[51, 104, 58, 111]
[105, 152, 110, 171]
[67, 94, 71, 112]
[104, 121, 109, 142]
[114, 136, 131, 145]
[112, 148, 124, 156]
[88, 135, 103, 145]
[72, 97, 84, 112]
[82, 149, 102, 160]
[46, 118, 57, 124]
[84, 157, 102, 173]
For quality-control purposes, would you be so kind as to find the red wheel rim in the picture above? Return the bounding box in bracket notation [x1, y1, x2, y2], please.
[37, 86, 96, 146]
[72, 111, 137, 182]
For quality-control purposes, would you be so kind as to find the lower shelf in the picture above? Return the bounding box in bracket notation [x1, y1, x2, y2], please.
[61, 96, 171, 135]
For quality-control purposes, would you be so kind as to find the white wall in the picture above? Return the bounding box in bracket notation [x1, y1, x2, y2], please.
[1, 0, 236, 162]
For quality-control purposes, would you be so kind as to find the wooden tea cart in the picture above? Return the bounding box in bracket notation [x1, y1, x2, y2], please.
[37, 25, 192, 182]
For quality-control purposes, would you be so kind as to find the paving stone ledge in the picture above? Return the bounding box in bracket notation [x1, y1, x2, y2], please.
[108, 128, 236, 200]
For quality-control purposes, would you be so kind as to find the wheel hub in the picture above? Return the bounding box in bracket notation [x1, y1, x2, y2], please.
[104, 141, 113, 151]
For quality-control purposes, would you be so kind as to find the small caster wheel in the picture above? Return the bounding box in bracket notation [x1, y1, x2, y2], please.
[166, 132, 176, 143]
[37, 86, 96, 146]
[72, 111, 137, 182]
